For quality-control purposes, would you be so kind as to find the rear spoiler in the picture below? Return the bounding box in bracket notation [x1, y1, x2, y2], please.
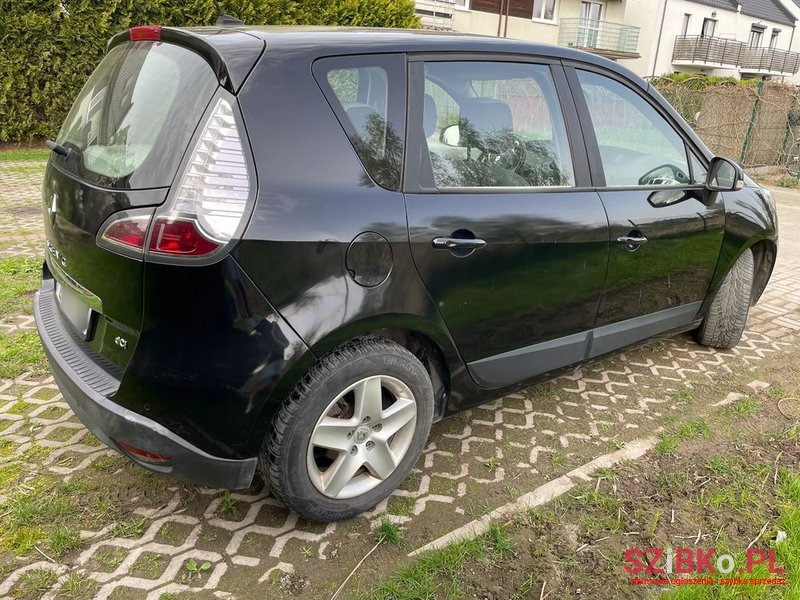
[107, 26, 265, 94]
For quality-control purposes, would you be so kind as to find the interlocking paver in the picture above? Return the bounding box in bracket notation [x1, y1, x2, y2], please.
[1, 162, 799, 599]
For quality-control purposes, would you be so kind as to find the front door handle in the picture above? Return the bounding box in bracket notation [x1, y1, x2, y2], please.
[432, 237, 487, 250]
[617, 230, 648, 251]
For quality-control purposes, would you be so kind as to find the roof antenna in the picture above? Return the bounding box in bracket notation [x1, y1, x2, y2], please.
[214, 0, 244, 26]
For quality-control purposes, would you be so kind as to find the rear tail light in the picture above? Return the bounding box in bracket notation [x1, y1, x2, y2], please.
[96, 97, 252, 262]
[148, 97, 252, 259]
[100, 215, 150, 251]
[115, 440, 172, 465]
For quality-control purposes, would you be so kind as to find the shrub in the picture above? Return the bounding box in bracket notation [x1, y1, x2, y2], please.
[0, 0, 420, 143]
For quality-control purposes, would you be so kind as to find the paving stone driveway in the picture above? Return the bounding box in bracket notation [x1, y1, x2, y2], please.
[1, 162, 799, 599]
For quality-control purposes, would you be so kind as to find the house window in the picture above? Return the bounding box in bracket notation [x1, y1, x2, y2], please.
[681, 14, 691, 36]
[701, 18, 716, 37]
[770, 29, 780, 48]
[749, 26, 765, 48]
[533, 0, 557, 21]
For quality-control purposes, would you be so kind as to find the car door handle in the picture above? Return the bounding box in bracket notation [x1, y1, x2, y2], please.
[617, 233, 648, 251]
[432, 237, 487, 250]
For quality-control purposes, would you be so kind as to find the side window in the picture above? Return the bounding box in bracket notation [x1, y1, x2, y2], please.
[577, 70, 690, 187]
[314, 56, 405, 190]
[689, 152, 708, 184]
[422, 62, 575, 188]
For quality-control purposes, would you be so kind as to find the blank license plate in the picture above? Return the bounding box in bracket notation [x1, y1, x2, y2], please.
[55, 282, 93, 339]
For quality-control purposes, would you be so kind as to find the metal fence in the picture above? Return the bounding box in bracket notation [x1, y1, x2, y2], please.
[652, 76, 800, 169]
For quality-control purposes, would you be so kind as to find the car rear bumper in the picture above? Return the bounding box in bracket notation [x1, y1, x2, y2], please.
[34, 277, 257, 489]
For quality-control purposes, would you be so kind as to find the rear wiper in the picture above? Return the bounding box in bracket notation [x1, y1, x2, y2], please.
[45, 140, 80, 160]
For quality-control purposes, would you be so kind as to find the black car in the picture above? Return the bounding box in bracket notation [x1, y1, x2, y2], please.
[35, 26, 777, 522]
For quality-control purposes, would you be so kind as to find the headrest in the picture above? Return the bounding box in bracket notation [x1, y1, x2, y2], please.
[424, 94, 437, 138]
[343, 102, 380, 137]
[458, 98, 514, 152]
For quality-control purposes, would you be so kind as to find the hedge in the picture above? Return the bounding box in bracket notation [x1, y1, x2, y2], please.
[0, 0, 420, 143]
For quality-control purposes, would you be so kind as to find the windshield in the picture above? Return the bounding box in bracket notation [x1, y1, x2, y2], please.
[55, 41, 218, 189]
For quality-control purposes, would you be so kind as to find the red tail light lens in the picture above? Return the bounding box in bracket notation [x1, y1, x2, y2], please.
[148, 218, 220, 256]
[115, 440, 171, 465]
[130, 26, 162, 41]
[101, 218, 149, 250]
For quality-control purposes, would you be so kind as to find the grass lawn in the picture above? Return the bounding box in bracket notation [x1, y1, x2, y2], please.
[357, 356, 800, 599]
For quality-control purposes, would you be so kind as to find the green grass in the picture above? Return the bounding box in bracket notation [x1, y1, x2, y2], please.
[722, 396, 761, 417]
[675, 418, 712, 440]
[662, 471, 800, 599]
[12, 567, 58, 598]
[0, 257, 41, 319]
[777, 175, 799, 188]
[58, 572, 98, 599]
[215, 490, 239, 519]
[655, 434, 679, 456]
[359, 524, 516, 600]
[375, 518, 402, 546]
[0, 330, 48, 379]
[387, 496, 416, 517]
[0, 148, 49, 162]
[48, 524, 81, 557]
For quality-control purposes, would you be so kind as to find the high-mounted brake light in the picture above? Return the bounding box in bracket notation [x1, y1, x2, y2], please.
[130, 26, 162, 42]
[147, 97, 252, 259]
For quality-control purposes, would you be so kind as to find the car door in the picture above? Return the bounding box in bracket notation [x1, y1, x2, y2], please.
[403, 58, 610, 388]
[565, 67, 725, 358]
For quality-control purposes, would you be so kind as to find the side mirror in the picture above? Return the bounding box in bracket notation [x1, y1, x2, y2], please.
[440, 124, 461, 147]
[705, 157, 744, 192]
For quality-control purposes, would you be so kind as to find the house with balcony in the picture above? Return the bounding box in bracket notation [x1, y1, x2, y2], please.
[636, 0, 800, 79]
[413, 0, 800, 80]
[412, 0, 642, 60]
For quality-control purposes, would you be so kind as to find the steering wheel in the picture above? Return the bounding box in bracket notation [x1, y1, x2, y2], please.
[638, 163, 690, 186]
[478, 133, 527, 173]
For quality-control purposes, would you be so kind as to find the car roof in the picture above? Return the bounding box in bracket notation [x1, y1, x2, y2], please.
[178, 26, 647, 90]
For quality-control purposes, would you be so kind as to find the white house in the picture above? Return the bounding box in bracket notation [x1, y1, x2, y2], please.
[413, 0, 800, 80]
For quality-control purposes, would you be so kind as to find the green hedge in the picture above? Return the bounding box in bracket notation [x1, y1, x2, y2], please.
[0, 0, 420, 143]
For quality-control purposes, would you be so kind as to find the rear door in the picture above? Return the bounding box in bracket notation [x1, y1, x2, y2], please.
[404, 57, 610, 388]
[43, 39, 221, 369]
[565, 67, 724, 357]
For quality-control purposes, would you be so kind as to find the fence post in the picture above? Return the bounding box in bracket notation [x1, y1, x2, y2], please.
[740, 80, 764, 165]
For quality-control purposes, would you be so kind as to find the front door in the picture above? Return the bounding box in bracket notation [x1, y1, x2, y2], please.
[404, 59, 610, 388]
[567, 68, 725, 357]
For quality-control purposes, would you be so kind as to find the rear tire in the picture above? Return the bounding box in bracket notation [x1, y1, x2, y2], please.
[261, 337, 434, 522]
[696, 248, 754, 349]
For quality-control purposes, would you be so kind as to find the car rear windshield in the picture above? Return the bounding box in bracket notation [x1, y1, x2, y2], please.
[54, 41, 219, 189]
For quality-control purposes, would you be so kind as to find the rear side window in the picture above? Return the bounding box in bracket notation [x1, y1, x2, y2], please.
[421, 61, 575, 189]
[55, 42, 219, 189]
[314, 55, 406, 191]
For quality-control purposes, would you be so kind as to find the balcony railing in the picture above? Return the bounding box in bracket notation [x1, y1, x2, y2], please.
[558, 18, 640, 59]
[740, 47, 800, 75]
[672, 35, 800, 75]
[672, 35, 745, 68]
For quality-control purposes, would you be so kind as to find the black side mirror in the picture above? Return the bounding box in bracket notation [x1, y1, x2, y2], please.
[705, 157, 744, 192]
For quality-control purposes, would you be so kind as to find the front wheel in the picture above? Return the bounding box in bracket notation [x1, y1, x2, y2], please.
[696, 248, 754, 349]
[261, 337, 434, 522]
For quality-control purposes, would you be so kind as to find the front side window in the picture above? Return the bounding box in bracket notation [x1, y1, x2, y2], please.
[422, 61, 574, 188]
[577, 70, 690, 187]
[315, 55, 405, 190]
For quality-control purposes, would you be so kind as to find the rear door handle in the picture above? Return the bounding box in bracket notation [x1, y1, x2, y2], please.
[432, 237, 487, 250]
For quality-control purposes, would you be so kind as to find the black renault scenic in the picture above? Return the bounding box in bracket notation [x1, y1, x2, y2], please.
[35, 25, 777, 522]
